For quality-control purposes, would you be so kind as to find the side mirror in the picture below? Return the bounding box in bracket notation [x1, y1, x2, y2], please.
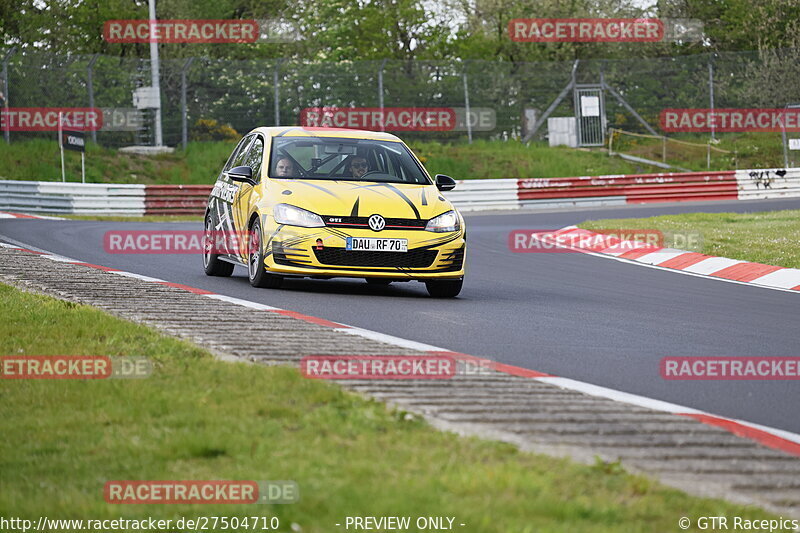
[435, 174, 456, 192]
[227, 165, 255, 185]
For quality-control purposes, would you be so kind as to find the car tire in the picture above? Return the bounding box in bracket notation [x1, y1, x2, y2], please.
[203, 214, 234, 277]
[248, 218, 283, 289]
[365, 278, 392, 285]
[425, 278, 463, 298]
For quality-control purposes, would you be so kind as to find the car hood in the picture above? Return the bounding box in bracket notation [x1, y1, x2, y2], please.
[270, 179, 453, 220]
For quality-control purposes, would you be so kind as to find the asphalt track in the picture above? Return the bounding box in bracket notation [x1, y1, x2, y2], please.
[2, 197, 799, 434]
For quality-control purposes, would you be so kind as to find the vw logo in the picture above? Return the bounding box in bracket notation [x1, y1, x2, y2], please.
[368, 214, 386, 232]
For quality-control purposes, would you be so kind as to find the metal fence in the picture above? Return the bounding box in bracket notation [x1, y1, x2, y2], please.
[2, 48, 800, 148]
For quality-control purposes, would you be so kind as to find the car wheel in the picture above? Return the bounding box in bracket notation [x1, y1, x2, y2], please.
[203, 215, 234, 277]
[365, 278, 392, 285]
[248, 218, 283, 289]
[425, 279, 463, 298]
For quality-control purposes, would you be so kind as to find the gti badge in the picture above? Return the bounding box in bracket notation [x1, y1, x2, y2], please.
[368, 214, 386, 232]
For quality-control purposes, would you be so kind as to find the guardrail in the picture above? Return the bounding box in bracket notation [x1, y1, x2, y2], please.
[0, 181, 146, 215]
[145, 185, 211, 215]
[1, 168, 799, 216]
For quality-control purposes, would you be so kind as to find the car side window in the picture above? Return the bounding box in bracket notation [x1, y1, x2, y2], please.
[225, 135, 254, 172]
[242, 137, 264, 182]
[223, 137, 246, 172]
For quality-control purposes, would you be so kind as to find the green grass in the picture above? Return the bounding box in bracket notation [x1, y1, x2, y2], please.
[2, 133, 788, 187]
[409, 139, 641, 179]
[1, 138, 646, 185]
[580, 209, 800, 268]
[610, 131, 789, 171]
[0, 282, 778, 531]
[0, 138, 236, 185]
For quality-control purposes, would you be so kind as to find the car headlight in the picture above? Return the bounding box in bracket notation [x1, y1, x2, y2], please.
[273, 204, 325, 228]
[425, 210, 460, 233]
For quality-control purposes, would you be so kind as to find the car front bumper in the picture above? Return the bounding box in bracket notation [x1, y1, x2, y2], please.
[261, 223, 466, 280]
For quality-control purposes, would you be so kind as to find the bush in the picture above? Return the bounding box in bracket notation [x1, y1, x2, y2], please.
[190, 119, 239, 141]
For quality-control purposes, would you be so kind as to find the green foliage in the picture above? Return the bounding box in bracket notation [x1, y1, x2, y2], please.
[679, 0, 800, 52]
[0, 139, 236, 185]
[189, 118, 240, 141]
[581, 209, 800, 269]
[5, 0, 800, 62]
[410, 139, 644, 178]
[0, 282, 783, 530]
[0, 138, 646, 183]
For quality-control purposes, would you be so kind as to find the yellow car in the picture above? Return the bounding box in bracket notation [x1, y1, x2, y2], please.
[203, 127, 466, 297]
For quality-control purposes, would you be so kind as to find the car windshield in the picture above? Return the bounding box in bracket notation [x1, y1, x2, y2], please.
[269, 137, 431, 184]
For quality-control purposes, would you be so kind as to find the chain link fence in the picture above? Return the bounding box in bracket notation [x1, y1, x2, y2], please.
[2, 49, 800, 149]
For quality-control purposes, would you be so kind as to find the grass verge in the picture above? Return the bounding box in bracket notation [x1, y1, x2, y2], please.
[409, 140, 642, 179]
[1, 133, 788, 186]
[0, 282, 777, 531]
[1, 138, 646, 184]
[609, 131, 788, 171]
[580, 209, 800, 269]
[0, 139, 236, 185]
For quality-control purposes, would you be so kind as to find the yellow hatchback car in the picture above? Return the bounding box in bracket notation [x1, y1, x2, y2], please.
[203, 127, 466, 297]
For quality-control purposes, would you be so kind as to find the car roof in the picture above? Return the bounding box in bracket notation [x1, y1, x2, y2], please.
[250, 126, 402, 142]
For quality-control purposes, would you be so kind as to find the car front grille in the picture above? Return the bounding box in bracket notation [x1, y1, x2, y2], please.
[313, 247, 437, 268]
[323, 216, 428, 230]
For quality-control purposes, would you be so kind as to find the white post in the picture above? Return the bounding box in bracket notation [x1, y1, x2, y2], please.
[149, 0, 163, 147]
[378, 59, 387, 132]
[462, 67, 472, 144]
[708, 58, 715, 143]
[81, 152, 85, 183]
[273, 59, 281, 126]
[59, 112, 65, 182]
[2, 47, 16, 144]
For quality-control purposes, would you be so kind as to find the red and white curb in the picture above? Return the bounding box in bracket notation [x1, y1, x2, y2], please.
[551, 225, 800, 294]
[0, 211, 64, 220]
[2, 240, 799, 458]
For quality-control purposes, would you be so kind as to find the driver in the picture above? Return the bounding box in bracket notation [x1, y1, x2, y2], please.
[275, 157, 296, 177]
[348, 156, 369, 179]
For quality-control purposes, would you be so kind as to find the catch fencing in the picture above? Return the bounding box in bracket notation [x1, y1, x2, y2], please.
[2, 49, 800, 150]
[1, 168, 798, 216]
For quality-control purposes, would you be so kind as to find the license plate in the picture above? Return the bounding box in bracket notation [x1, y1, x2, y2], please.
[346, 237, 408, 252]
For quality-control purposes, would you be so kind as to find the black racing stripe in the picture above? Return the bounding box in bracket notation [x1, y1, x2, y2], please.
[381, 183, 421, 219]
[421, 189, 427, 206]
[416, 232, 463, 250]
[293, 180, 340, 199]
[324, 227, 351, 240]
[264, 224, 285, 251]
[417, 227, 464, 245]
[348, 183, 392, 198]
[350, 197, 360, 217]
